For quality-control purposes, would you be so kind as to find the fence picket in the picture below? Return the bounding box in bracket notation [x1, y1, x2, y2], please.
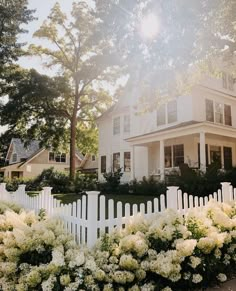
[0, 182, 235, 248]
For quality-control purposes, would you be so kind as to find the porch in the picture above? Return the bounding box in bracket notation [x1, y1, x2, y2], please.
[126, 121, 236, 181]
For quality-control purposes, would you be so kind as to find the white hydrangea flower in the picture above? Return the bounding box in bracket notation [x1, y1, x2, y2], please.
[217, 273, 227, 282]
[119, 254, 139, 270]
[192, 274, 203, 284]
[176, 239, 197, 257]
[189, 256, 201, 268]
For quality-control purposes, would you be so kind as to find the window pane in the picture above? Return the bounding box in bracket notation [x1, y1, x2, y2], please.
[61, 153, 66, 163]
[205, 99, 214, 122]
[173, 144, 184, 167]
[164, 146, 172, 168]
[215, 103, 223, 124]
[124, 152, 131, 172]
[224, 104, 232, 126]
[113, 117, 120, 135]
[223, 147, 232, 170]
[210, 146, 221, 167]
[101, 156, 106, 173]
[157, 104, 166, 126]
[12, 153, 17, 163]
[113, 153, 120, 172]
[124, 115, 130, 133]
[167, 100, 177, 123]
[49, 152, 54, 161]
[55, 154, 61, 162]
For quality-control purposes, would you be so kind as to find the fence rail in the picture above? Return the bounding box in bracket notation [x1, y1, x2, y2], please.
[0, 182, 235, 247]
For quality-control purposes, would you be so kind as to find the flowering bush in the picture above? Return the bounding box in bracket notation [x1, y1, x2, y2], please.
[0, 200, 235, 290]
[93, 200, 236, 290]
[0, 204, 95, 291]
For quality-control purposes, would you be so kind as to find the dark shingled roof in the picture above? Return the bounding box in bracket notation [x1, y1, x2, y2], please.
[11, 138, 40, 160]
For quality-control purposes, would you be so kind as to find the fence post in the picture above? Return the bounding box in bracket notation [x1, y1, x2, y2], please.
[221, 182, 231, 202]
[167, 186, 179, 211]
[86, 191, 100, 248]
[42, 187, 53, 216]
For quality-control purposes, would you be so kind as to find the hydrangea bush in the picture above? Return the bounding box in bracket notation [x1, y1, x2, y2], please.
[0, 200, 235, 290]
[0, 205, 94, 291]
[93, 200, 236, 290]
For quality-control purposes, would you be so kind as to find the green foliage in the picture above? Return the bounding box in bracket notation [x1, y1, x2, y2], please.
[102, 168, 123, 192]
[0, 0, 35, 68]
[74, 171, 98, 193]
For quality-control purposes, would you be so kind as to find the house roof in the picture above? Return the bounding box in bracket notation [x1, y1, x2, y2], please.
[126, 121, 201, 141]
[6, 138, 40, 161]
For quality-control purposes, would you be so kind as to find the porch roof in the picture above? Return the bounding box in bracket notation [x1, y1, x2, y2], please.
[125, 121, 236, 145]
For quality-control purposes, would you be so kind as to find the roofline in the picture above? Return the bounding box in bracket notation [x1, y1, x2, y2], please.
[125, 121, 236, 144]
[18, 148, 45, 168]
[0, 161, 22, 170]
[5, 139, 14, 161]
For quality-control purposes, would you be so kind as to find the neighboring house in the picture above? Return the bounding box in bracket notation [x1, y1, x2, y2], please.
[97, 70, 236, 182]
[0, 138, 98, 179]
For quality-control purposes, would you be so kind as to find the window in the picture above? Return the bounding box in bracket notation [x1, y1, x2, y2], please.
[91, 155, 96, 161]
[206, 99, 214, 122]
[167, 100, 177, 123]
[12, 153, 17, 163]
[101, 156, 106, 173]
[210, 146, 221, 167]
[124, 152, 131, 172]
[215, 102, 223, 124]
[49, 152, 54, 161]
[49, 152, 66, 163]
[222, 72, 227, 89]
[157, 104, 166, 126]
[113, 117, 120, 135]
[223, 147, 232, 170]
[113, 152, 120, 172]
[224, 104, 232, 126]
[173, 144, 184, 167]
[228, 74, 234, 91]
[124, 115, 130, 133]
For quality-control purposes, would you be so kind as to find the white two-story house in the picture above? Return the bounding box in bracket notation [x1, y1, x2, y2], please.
[97, 71, 236, 182]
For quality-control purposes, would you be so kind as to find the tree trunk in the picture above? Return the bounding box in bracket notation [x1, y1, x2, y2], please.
[69, 78, 80, 181]
[69, 115, 77, 180]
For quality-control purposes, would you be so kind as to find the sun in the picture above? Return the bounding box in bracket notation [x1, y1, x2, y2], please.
[140, 13, 159, 39]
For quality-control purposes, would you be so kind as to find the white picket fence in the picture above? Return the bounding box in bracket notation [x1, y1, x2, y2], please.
[0, 182, 235, 247]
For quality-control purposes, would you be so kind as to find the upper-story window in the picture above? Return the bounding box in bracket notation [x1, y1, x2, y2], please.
[157, 100, 177, 126]
[157, 104, 166, 126]
[167, 100, 177, 123]
[222, 71, 234, 91]
[49, 152, 66, 163]
[91, 155, 96, 161]
[113, 117, 120, 135]
[124, 115, 130, 133]
[12, 153, 17, 163]
[205, 99, 232, 126]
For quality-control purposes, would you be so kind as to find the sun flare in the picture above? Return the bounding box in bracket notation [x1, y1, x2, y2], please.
[140, 13, 159, 39]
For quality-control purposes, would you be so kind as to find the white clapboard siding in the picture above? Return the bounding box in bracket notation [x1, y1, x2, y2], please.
[0, 182, 235, 247]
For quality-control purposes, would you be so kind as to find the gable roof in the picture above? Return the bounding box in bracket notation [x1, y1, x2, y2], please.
[6, 138, 40, 161]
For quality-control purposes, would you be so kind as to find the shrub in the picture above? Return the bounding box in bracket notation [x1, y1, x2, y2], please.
[74, 171, 98, 193]
[101, 168, 123, 193]
[0, 205, 94, 291]
[94, 200, 236, 290]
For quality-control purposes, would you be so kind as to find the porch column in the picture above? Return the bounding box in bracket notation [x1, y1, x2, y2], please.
[131, 145, 135, 180]
[160, 140, 165, 180]
[200, 131, 206, 172]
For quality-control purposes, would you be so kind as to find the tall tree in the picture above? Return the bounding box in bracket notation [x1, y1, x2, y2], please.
[27, 2, 118, 179]
[95, 0, 236, 97]
[0, 0, 34, 70]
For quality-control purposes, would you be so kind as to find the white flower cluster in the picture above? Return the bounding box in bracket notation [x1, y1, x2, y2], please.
[0, 206, 91, 291]
[0, 199, 235, 290]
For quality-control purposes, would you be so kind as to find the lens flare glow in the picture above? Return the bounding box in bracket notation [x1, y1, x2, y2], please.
[140, 13, 159, 39]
